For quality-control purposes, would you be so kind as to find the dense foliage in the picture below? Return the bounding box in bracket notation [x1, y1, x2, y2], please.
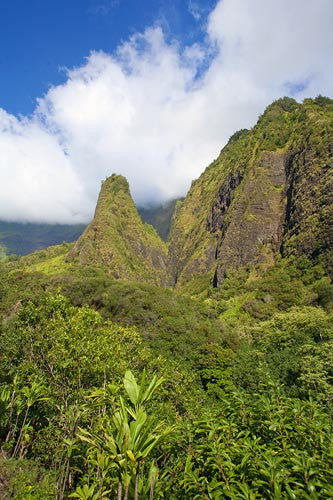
[0, 248, 332, 498]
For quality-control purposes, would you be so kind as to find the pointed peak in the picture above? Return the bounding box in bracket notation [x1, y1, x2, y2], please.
[94, 174, 134, 217]
[100, 174, 130, 195]
[67, 172, 167, 285]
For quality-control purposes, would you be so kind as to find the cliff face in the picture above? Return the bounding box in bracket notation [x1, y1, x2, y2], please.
[168, 97, 333, 288]
[67, 175, 168, 286]
[282, 100, 333, 273]
[212, 151, 289, 286]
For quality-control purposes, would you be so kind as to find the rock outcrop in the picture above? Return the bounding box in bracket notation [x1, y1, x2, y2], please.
[67, 175, 168, 286]
[213, 151, 289, 285]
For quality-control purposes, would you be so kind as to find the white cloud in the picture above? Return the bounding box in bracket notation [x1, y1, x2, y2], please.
[0, 0, 332, 223]
[0, 110, 87, 223]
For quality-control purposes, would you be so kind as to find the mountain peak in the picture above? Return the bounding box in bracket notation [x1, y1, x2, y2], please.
[67, 173, 168, 285]
[100, 173, 129, 191]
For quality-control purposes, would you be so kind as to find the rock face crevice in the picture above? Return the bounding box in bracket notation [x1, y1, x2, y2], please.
[213, 151, 289, 286]
[283, 152, 297, 236]
[206, 169, 244, 234]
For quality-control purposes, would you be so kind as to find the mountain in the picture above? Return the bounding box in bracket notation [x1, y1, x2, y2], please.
[36, 96, 331, 292]
[67, 174, 168, 285]
[168, 96, 333, 290]
[0, 220, 86, 256]
[61, 96, 332, 291]
[5, 95, 331, 274]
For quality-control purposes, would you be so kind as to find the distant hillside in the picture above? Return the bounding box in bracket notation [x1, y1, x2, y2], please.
[138, 198, 183, 240]
[0, 200, 180, 256]
[0, 221, 86, 256]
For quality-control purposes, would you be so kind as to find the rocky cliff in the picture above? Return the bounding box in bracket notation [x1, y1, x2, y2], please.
[168, 97, 333, 288]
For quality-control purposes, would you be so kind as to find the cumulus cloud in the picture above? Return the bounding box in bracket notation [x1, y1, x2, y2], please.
[0, 0, 332, 223]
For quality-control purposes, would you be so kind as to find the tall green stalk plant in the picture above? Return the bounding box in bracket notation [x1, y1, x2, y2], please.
[72, 370, 171, 499]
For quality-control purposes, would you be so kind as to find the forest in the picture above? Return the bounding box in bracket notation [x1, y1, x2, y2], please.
[0, 251, 333, 499]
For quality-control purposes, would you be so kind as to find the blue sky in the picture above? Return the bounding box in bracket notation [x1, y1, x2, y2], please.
[0, 0, 332, 223]
[0, 0, 216, 115]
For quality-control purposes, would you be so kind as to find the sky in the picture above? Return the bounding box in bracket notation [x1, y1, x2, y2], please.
[0, 0, 332, 224]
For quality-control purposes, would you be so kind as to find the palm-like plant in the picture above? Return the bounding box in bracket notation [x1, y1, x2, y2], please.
[13, 380, 49, 457]
[0, 378, 48, 459]
[74, 370, 171, 499]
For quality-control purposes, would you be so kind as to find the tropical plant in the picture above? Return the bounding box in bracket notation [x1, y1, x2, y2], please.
[73, 370, 171, 499]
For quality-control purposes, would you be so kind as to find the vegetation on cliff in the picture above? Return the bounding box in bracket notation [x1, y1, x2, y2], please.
[67, 175, 168, 286]
[168, 96, 333, 289]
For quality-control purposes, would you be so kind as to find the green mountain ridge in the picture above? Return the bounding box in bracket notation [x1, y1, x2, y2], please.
[168, 96, 333, 290]
[54, 96, 332, 291]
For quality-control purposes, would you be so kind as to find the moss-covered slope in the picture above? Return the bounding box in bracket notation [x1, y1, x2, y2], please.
[67, 175, 168, 285]
[168, 97, 333, 290]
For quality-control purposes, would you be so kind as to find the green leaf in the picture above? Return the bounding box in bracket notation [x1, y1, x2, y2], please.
[124, 370, 140, 406]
